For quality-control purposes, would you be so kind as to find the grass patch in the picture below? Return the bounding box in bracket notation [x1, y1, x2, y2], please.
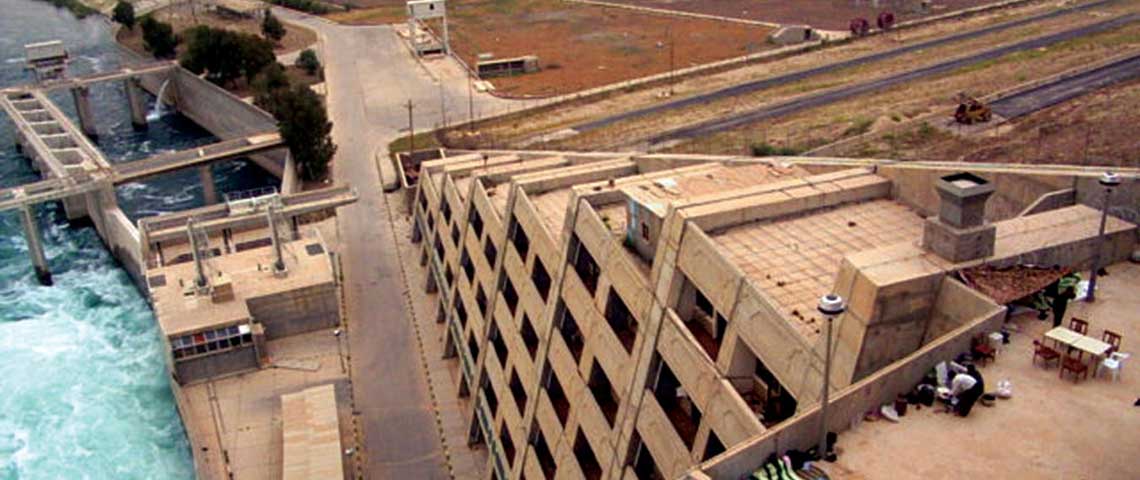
[751, 142, 799, 157]
[388, 131, 442, 157]
[843, 117, 874, 137]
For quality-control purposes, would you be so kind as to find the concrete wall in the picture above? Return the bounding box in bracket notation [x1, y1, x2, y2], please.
[247, 282, 339, 339]
[83, 187, 147, 290]
[692, 304, 1005, 479]
[175, 346, 260, 385]
[169, 68, 286, 178]
[877, 165, 1069, 222]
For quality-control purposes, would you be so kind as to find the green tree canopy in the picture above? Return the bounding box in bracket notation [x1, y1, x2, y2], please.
[262, 10, 286, 42]
[180, 26, 276, 87]
[296, 48, 321, 76]
[140, 16, 178, 59]
[112, 1, 135, 30]
[272, 85, 336, 182]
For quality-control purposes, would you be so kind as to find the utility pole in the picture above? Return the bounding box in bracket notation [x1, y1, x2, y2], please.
[405, 100, 415, 154]
[467, 74, 475, 132]
[439, 82, 447, 129]
[668, 25, 676, 96]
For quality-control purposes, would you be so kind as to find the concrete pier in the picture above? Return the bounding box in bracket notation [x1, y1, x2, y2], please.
[125, 78, 148, 130]
[18, 206, 52, 286]
[70, 85, 97, 138]
[199, 166, 218, 205]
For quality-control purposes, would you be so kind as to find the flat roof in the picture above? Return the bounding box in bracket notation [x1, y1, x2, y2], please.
[622, 162, 810, 216]
[825, 261, 1140, 480]
[150, 237, 335, 336]
[711, 199, 924, 340]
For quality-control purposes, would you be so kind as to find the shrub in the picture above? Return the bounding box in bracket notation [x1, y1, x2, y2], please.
[751, 142, 799, 157]
[296, 49, 321, 76]
[269, 0, 331, 15]
[262, 10, 286, 42]
[140, 16, 178, 59]
[112, 1, 135, 30]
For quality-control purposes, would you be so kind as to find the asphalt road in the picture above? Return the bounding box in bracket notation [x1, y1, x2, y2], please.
[990, 53, 1140, 119]
[648, 13, 1138, 145]
[273, 9, 510, 479]
[571, 0, 1119, 134]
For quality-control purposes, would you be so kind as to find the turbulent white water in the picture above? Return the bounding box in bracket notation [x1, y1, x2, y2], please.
[0, 213, 194, 479]
[0, 0, 195, 477]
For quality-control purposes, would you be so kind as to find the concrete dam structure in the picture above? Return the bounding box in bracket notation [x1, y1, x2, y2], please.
[0, 59, 351, 288]
[0, 61, 319, 289]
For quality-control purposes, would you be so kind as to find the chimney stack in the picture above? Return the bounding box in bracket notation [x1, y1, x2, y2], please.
[922, 172, 996, 262]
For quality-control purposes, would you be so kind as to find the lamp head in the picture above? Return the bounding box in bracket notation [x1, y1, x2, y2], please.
[818, 294, 846, 316]
[1099, 171, 1121, 188]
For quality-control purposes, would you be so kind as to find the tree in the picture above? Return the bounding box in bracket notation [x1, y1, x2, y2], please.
[112, 1, 135, 30]
[140, 16, 178, 59]
[296, 49, 321, 76]
[180, 26, 275, 87]
[261, 10, 286, 43]
[252, 62, 290, 113]
[253, 63, 290, 96]
[271, 85, 335, 181]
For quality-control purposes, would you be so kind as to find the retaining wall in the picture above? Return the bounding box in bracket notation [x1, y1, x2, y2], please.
[691, 302, 1005, 479]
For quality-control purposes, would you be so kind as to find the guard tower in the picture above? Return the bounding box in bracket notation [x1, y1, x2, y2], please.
[24, 40, 69, 82]
[407, 0, 449, 56]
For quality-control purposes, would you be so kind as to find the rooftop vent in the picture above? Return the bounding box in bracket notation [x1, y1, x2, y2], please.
[934, 172, 994, 229]
[923, 172, 996, 263]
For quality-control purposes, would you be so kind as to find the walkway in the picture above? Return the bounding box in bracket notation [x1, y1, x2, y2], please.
[273, 8, 511, 479]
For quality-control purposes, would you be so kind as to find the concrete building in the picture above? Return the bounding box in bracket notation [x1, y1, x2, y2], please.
[408, 151, 1138, 480]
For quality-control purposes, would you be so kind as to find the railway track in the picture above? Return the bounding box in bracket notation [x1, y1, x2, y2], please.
[647, 13, 1138, 145]
[564, 0, 1119, 135]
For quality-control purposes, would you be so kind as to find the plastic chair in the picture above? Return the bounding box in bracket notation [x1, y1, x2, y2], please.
[1069, 318, 1089, 335]
[1099, 352, 1130, 382]
[1032, 340, 1060, 368]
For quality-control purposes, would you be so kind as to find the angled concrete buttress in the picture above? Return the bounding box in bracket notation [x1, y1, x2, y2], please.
[70, 85, 97, 138]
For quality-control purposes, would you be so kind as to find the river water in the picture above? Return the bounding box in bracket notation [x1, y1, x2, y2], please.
[0, 0, 277, 477]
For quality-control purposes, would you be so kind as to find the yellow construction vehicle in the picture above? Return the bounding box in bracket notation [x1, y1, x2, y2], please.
[954, 97, 992, 125]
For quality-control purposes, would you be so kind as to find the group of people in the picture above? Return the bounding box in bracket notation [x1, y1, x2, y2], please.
[948, 362, 985, 417]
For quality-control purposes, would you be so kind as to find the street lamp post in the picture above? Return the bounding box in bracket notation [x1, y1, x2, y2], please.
[1086, 171, 1121, 302]
[817, 294, 846, 461]
[333, 328, 346, 374]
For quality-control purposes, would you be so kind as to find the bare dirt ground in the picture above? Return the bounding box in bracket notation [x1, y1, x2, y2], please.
[116, 4, 317, 58]
[823, 78, 1140, 167]
[322, 0, 774, 97]
[662, 20, 1140, 163]
[438, 0, 1077, 147]
[611, 0, 1007, 30]
[536, 2, 1139, 151]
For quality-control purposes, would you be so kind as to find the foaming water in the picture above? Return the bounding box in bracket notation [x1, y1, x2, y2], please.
[0, 0, 279, 477]
[0, 208, 194, 480]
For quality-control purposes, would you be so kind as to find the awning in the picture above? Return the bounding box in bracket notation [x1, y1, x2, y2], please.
[959, 264, 1071, 304]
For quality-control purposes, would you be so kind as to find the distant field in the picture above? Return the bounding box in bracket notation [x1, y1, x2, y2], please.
[607, 0, 1005, 30]
[425, 0, 774, 97]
